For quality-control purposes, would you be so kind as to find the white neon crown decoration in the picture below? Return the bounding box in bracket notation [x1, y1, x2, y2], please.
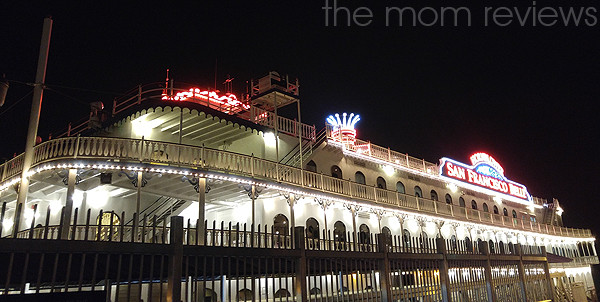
[327, 113, 360, 144]
[326, 113, 360, 131]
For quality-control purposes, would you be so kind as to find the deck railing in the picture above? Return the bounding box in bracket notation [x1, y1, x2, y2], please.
[0, 136, 594, 239]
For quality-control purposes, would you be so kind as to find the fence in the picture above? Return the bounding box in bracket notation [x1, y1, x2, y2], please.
[0, 207, 556, 302]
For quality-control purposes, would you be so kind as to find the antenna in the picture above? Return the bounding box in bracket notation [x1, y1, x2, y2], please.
[223, 75, 235, 93]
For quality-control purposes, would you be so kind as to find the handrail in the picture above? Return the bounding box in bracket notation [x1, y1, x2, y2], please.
[0, 136, 594, 239]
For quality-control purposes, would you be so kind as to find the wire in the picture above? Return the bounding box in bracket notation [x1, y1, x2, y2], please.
[46, 83, 123, 96]
[0, 89, 33, 118]
[45, 87, 90, 107]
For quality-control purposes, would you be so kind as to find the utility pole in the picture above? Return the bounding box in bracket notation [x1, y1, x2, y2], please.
[15, 17, 53, 231]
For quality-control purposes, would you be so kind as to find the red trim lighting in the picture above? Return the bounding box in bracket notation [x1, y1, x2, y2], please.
[162, 88, 250, 114]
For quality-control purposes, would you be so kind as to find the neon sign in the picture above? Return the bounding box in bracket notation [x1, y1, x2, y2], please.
[327, 113, 360, 144]
[162, 88, 250, 114]
[439, 153, 531, 202]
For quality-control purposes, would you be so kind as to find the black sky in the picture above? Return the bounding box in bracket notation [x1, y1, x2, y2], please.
[1, 1, 598, 233]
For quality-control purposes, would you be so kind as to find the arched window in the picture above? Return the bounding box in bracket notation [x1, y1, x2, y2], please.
[430, 190, 438, 201]
[414, 186, 423, 198]
[459, 197, 465, 207]
[237, 289, 253, 301]
[334, 221, 346, 250]
[376, 177, 386, 189]
[503, 207, 508, 216]
[488, 240, 495, 253]
[445, 194, 452, 204]
[482, 203, 489, 212]
[310, 288, 321, 295]
[97, 212, 121, 241]
[499, 241, 505, 254]
[273, 214, 289, 236]
[493, 205, 499, 215]
[306, 218, 319, 239]
[359, 224, 371, 250]
[355, 171, 366, 184]
[450, 235, 457, 250]
[420, 231, 429, 249]
[465, 237, 472, 252]
[396, 181, 405, 194]
[403, 229, 412, 247]
[274, 289, 291, 298]
[331, 165, 342, 179]
[471, 200, 478, 210]
[512, 210, 517, 218]
[306, 160, 317, 172]
[382, 226, 392, 246]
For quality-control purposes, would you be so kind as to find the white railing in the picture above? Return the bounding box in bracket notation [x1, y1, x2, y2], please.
[325, 124, 439, 176]
[0, 136, 594, 239]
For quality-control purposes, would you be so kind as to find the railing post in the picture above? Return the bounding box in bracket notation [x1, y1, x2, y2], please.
[377, 233, 393, 302]
[74, 135, 81, 158]
[251, 153, 255, 177]
[167, 216, 183, 302]
[294, 227, 308, 302]
[515, 244, 529, 301]
[481, 241, 497, 302]
[1, 160, 7, 182]
[137, 84, 142, 104]
[436, 238, 452, 302]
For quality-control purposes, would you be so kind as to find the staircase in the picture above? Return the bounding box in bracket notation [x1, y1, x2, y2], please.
[280, 128, 327, 168]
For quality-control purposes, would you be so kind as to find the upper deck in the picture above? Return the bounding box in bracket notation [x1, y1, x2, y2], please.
[0, 136, 593, 240]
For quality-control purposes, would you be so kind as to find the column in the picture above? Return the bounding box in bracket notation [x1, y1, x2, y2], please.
[59, 168, 77, 240]
[197, 177, 206, 245]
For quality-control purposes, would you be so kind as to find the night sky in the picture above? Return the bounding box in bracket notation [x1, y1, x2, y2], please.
[1, 1, 598, 233]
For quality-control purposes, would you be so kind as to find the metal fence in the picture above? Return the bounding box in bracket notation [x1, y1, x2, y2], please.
[0, 206, 556, 302]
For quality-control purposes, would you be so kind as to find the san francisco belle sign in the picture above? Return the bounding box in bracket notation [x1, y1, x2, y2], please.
[439, 153, 531, 203]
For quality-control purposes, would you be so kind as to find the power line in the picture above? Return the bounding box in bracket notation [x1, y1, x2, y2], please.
[0, 89, 33, 118]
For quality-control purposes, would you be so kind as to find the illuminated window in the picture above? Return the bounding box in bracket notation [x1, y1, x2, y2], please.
[503, 207, 508, 216]
[331, 165, 342, 179]
[414, 186, 423, 198]
[493, 205, 499, 215]
[445, 194, 452, 204]
[334, 221, 346, 250]
[482, 203, 489, 212]
[430, 190, 438, 201]
[96, 212, 120, 241]
[459, 197, 465, 207]
[471, 200, 478, 210]
[376, 177, 387, 189]
[306, 160, 317, 173]
[273, 214, 289, 236]
[396, 181, 405, 194]
[355, 171, 366, 184]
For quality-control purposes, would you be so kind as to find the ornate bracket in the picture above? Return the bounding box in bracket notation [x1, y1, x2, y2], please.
[57, 169, 82, 186]
[181, 176, 211, 193]
[344, 203, 361, 216]
[119, 171, 147, 188]
[370, 208, 386, 220]
[241, 184, 262, 199]
[316, 198, 333, 210]
[393, 212, 407, 224]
